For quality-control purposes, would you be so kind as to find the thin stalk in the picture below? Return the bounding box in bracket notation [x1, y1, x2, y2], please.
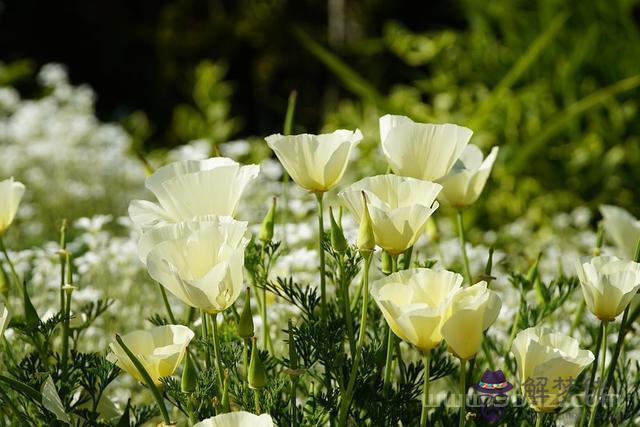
[578, 324, 603, 427]
[60, 287, 72, 378]
[587, 321, 608, 427]
[243, 338, 250, 381]
[201, 310, 212, 370]
[259, 244, 273, 353]
[383, 254, 398, 394]
[210, 314, 225, 398]
[316, 192, 327, 322]
[254, 388, 262, 414]
[459, 358, 467, 427]
[339, 255, 356, 358]
[115, 335, 171, 425]
[0, 236, 22, 293]
[420, 350, 431, 427]
[338, 252, 372, 426]
[280, 91, 298, 238]
[158, 283, 177, 324]
[535, 413, 544, 427]
[456, 210, 472, 285]
[402, 246, 413, 270]
[58, 220, 67, 321]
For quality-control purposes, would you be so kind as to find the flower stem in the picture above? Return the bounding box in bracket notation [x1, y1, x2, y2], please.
[254, 387, 262, 414]
[459, 358, 467, 427]
[383, 254, 398, 395]
[420, 350, 431, 427]
[158, 283, 177, 324]
[338, 252, 372, 426]
[316, 192, 327, 323]
[201, 310, 212, 370]
[588, 321, 608, 427]
[456, 210, 472, 285]
[0, 236, 22, 294]
[535, 413, 544, 427]
[339, 255, 356, 358]
[115, 334, 172, 425]
[210, 313, 227, 411]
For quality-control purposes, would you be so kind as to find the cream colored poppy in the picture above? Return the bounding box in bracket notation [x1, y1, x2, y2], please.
[0, 177, 25, 234]
[128, 157, 259, 230]
[599, 205, 640, 259]
[145, 217, 249, 313]
[339, 174, 441, 255]
[575, 255, 640, 321]
[380, 114, 472, 181]
[438, 145, 499, 208]
[265, 129, 362, 192]
[370, 268, 462, 351]
[511, 326, 594, 412]
[193, 412, 273, 427]
[107, 325, 194, 385]
[441, 282, 501, 360]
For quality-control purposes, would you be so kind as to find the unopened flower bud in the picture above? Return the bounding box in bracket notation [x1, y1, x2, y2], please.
[248, 337, 267, 389]
[329, 206, 348, 252]
[259, 197, 277, 242]
[238, 287, 254, 339]
[181, 350, 197, 393]
[357, 192, 375, 253]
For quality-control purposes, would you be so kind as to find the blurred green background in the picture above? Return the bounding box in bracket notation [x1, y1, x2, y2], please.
[1, 0, 640, 231]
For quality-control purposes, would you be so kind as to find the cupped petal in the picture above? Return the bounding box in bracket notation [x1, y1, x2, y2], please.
[193, 411, 274, 427]
[0, 177, 26, 232]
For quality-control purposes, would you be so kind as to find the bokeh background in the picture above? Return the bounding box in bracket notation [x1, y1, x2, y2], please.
[1, 0, 639, 258]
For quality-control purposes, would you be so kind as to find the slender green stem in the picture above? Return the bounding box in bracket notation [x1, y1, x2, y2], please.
[338, 252, 372, 426]
[578, 324, 603, 427]
[316, 192, 327, 322]
[61, 288, 72, 378]
[402, 246, 413, 270]
[0, 236, 22, 293]
[158, 283, 177, 324]
[243, 338, 250, 381]
[115, 335, 172, 425]
[201, 310, 212, 370]
[210, 314, 225, 396]
[459, 358, 467, 427]
[602, 307, 629, 398]
[259, 244, 273, 353]
[339, 255, 356, 358]
[535, 413, 544, 427]
[456, 210, 472, 284]
[420, 350, 431, 427]
[254, 388, 262, 414]
[588, 321, 608, 427]
[383, 254, 398, 394]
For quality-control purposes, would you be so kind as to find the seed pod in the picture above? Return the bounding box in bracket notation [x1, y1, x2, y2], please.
[357, 192, 375, 253]
[329, 206, 348, 252]
[181, 350, 197, 393]
[248, 337, 267, 389]
[259, 197, 277, 242]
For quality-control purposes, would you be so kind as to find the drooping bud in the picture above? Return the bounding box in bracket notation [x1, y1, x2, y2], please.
[248, 337, 267, 389]
[237, 287, 255, 339]
[181, 350, 197, 393]
[259, 197, 277, 242]
[357, 192, 375, 253]
[329, 206, 348, 252]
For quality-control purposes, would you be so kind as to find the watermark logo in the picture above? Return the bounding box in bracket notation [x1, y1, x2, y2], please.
[474, 369, 513, 423]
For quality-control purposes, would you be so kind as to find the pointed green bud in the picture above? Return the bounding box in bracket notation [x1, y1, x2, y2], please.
[238, 287, 254, 339]
[259, 197, 277, 242]
[181, 350, 197, 393]
[23, 281, 40, 328]
[381, 251, 392, 275]
[357, 192, 375, 253]
[248, 337, 267, 389]
[329, 206, 348, 252]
